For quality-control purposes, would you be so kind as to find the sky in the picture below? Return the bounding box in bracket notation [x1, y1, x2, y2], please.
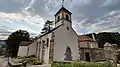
[0, 0, 120, 40]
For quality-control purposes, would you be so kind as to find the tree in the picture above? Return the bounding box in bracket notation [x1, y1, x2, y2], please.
[97, 32, 120, 48]
[6, 30, 30, 57]
[41, 20, 54, 34]
[85, 32, 120, 48]
[0, 47, 4, 55]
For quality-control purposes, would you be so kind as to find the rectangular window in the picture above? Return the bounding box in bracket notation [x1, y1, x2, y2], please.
[66, 14, 69, 20]
[46, 38, 49, 47]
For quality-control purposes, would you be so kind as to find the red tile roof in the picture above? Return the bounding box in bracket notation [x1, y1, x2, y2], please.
[78, 35, 94, 42]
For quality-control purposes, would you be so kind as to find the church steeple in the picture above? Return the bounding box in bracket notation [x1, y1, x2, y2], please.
[54, 6, 72, 27]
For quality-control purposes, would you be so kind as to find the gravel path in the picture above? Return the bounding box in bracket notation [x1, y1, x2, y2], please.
[0, 56, 8, 67]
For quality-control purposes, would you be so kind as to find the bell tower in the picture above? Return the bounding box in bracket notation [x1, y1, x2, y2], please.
[54, 6, 72, 27]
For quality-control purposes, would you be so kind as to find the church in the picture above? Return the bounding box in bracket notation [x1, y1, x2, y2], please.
[18, 6, 116, 64]
[18, 6, 80, 63]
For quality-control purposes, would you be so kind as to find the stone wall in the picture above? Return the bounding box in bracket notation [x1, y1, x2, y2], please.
[79, 48, 105, 62]
[105, 50, 118, 63]
[79, 48, 119, 62]
[90, 49, 105, 62]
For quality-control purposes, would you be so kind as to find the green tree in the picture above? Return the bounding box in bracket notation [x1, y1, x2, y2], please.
[0, 47, 4, 55]
[6, 30, 30, 57]
[97, 32, 120, 48]
[85, 32, 120, 48]
[41, 20, 54, 34]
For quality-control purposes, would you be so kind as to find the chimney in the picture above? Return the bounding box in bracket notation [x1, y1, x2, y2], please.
[92, 33, 96, 41]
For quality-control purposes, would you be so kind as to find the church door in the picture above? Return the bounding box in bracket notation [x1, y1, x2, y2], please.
[85, 52, 90, 62]
[64, 46, 72, 61]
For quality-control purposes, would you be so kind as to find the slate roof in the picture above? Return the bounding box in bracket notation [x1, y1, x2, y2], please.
[34, 24, 63, 40]
[19, 41, 32, 46]
[54, 6, 72, 16]
[104, 42, 117, 47]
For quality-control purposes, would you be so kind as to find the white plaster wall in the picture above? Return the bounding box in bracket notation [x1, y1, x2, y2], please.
[36, 39, 40, 58]
[40, 33, 52, 63]
[28, 41, 37, 56]
[54, 24, 79, 61]
[18, 46, 28, 57]
[39, 41, 42, 61]
[44, 47, 50, 63]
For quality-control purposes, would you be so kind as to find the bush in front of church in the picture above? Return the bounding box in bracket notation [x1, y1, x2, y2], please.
[51, 61, 110, 67]
[15, 55, 42, 65]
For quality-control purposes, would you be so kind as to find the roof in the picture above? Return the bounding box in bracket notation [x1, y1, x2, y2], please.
[34, 24, 63, 40]
[104, 42, 117, 47]
[19, 41, 31, 46]
[78, 35, 94, 42]
[104, 42, 111, 47]
[54, 6, 72, 16]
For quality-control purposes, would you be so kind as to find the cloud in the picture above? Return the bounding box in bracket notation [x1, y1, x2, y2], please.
[74, 10, 120, 34]
[89, 11, 120, 33]
[1, 0, 120, 39]
[0, 10, 45, 39]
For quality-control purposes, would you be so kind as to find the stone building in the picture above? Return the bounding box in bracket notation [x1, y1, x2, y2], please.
[79, 39, 119, 63]
[78, 35, 105, 62]
[104, 42, 119, 63]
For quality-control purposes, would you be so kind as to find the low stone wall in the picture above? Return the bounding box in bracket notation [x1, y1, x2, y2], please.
[8, 61, 22, 67]
[79, 48, 106, 62]
[27, 64, 51, 67]
[104, 50, 118, 63]
[90, 48, 105, 62]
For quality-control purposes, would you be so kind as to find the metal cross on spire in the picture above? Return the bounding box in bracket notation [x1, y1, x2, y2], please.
[62, 0, 64, 7]
[62, 0, 72, 7]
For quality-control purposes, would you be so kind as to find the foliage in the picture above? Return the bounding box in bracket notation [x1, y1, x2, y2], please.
[41, 20, 54, 34]
[6, 30, 30, 57]
[97, 32, 120, 48]
[16, 55, 42, 65]
[0, 47, 4, 55]
[86, 32, 120, 48]
[0, 44, 6, 56]
[52, 62, 110, 67]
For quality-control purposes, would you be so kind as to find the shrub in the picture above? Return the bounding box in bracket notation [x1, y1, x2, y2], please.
[51, 62, 110, 67]
[26, 55, 36, 58]
[17, 55, 42, 65]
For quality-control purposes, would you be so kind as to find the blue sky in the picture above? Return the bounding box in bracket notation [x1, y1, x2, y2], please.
[0, 0, 120, 40]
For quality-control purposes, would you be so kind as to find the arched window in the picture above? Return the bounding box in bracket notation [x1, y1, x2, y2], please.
[64, 46, 72, 61]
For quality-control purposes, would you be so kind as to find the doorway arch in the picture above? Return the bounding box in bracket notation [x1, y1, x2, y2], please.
[64, 46, 72, 61]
